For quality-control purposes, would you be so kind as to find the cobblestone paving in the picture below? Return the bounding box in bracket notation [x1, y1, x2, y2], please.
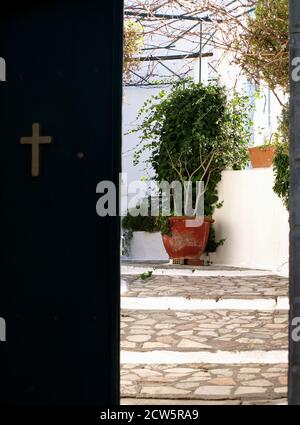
[122, 275, 288, 300]
[121, 310, 288, 351]
[121, 399, 287, 405]
[121, 272, 289, 404]
[121, 363, 288, 402]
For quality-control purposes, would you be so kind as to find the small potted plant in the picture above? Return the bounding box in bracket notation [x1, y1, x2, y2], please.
[121, 201, 168, 261]
[249, 137, 276, 168]
[131, 83, 252, 264]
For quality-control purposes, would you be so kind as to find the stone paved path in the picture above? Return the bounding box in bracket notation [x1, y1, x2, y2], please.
[121, 363, 288, 402]
[121, 398, 286, 405]
[121, 310, 288, 352]
[121, 269, 289, 405]
[123, 275, 288, 300]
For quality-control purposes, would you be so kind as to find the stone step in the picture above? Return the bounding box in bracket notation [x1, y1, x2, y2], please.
[121, 309, 288, 354]
[121, 263, 276, 277]
[121, 363, 288, 402]
[121, 398, 287, 405]
[121, 271, 289, 403]
[121, 274, 289, 311]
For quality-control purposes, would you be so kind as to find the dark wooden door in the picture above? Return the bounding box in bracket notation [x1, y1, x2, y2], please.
[289, 0, 300, 405]
[0, 1, 122, 405]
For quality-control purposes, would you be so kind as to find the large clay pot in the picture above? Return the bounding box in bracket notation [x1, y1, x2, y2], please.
[249, 146, 276, 168]
[162, 217, 213, 260]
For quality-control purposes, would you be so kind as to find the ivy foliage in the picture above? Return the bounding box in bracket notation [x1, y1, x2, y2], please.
[273, 105, 289, 209]
[205, 226, 226, 256]
[129, 83, 252, 252]
[132, 83, 252, 217]
[121, 203, 160, 256]
[122, 212, 160, 233]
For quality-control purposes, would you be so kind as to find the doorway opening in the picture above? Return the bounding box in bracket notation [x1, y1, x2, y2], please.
[120, 0, 290, 406]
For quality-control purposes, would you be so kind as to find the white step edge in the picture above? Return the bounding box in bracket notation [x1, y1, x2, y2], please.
[121, 266, 277, 278]
[121, 296, 289, 311]
[121, 350, 288, 365]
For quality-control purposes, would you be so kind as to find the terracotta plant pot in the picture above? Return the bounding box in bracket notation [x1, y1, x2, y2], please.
[249, 146, 276, 168]
[162, 217, 213, 261]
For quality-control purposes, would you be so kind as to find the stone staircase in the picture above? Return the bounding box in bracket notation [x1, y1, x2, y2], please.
[120, 264, 289, 405]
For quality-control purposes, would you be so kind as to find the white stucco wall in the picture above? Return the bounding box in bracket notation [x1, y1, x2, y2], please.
[128, 231, 169, 262]
[212, 168, 289, 273]
[122, 86, 160, 186]
[122, 86, 162, 213]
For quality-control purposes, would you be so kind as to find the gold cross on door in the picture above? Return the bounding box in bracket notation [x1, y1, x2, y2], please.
[20, 123, 52, 177]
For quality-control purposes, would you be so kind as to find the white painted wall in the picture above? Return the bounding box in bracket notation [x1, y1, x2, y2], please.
[212, 168, 289, 273]
[128, 231, 169, 262]
[122, 86, 160, 186]
[122, 86, 161, 214]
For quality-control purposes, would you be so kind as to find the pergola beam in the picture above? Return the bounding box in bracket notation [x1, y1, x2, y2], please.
[136, 52, 213, 62]
[124, 2, 255, 87]
[124, 10, 219, 23]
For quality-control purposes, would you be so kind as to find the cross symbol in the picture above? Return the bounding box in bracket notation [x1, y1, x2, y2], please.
[20, 123, 52, 177]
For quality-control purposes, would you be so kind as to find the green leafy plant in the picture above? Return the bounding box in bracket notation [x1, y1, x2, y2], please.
[204, 226, 226, 266]
[122, 229, 133, 257]
[140, 271, 153, 280]
[131, 83, 252, 249]
[133, 84, 251, 193]
[121, 202, 161, 255]
[122, 211, 160, 233]
[205, 227, 225, 256]
[273, 104, 289, 209]
[156, 215, 172, 237]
